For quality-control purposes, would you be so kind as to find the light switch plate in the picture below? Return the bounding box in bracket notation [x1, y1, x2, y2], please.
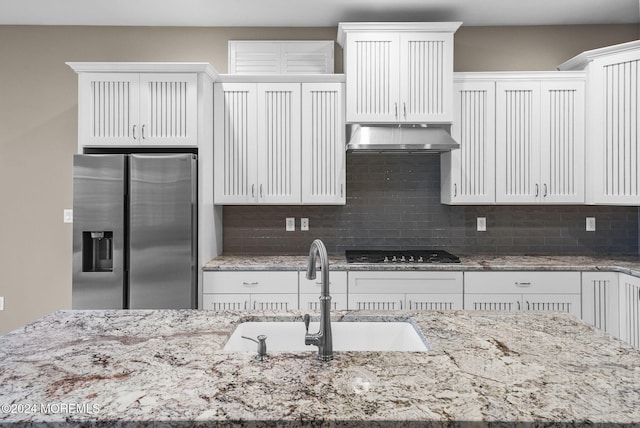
[301, 218, 309, 231]
[286, 217, 295, 232]
[63, 209, 73, 223]
[477, 217, 487, 232]
[0, 296, 4, 311]
[586, 217, 596, 232]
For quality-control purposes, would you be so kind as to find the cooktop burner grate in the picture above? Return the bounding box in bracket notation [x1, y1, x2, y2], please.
[345, 250, 460, 264]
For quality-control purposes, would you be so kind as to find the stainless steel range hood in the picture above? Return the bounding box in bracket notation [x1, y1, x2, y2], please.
[346, 124, 459, 153]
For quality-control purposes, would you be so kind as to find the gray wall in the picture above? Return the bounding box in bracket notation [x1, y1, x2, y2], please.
[0, 24, 638, 334]
[223, 154, 639, 255]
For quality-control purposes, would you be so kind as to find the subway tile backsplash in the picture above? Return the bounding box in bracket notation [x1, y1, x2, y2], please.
[223, 154, 639, 255]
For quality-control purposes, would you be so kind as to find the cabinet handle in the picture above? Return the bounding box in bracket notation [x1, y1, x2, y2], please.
[517, 301, 521, 311]
[543, 184, 548, 197]
[132, 125, 137, 140]
[242, 281, 259, 287]
[251, 184, 255, 198]
[403, 103, 407, 119]
[395, 103, 398, 119]
[454, 183, 457, 197]
[515, 282, 532, 287]
[340, 184, 344, 198]
[315, 281, 332, 286]
[260, 184, 263, 198]
[535, 184, 539, 197]
[141, 124, 146, 140]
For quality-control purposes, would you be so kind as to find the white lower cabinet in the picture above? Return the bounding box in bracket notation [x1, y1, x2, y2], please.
[299, 271, 348, 310]
[203, 271, 299, 310]
[347, 271, 463, 311]
[581, 272, 620, 338]
[619, 274, 640, 349]
[464, 272, 582, 318]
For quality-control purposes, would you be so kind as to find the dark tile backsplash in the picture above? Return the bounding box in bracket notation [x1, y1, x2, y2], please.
[223, 154, 639, 256]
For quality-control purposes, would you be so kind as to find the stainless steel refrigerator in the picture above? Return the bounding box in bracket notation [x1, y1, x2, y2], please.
[72, 153, 197, 309]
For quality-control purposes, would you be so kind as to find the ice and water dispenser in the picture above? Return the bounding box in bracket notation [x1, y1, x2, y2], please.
[82, 231, 113, 272]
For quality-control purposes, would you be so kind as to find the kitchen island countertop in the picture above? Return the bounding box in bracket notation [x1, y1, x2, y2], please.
[1, 309, 640, 426]
[204, 254, 640, 277]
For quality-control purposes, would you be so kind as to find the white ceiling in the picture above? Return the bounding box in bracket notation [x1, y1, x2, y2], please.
[0, 0, 639, 27]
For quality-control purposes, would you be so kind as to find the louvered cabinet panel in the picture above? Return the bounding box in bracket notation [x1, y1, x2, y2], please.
[523, 294, 581, 318]
[496, 81, 541, 203]
[539, 81, 585, 203]
[301, 83, 346, 204]
[344, 33, 401, 122]
[619, 274, 640, 350]
[213, 83, 258, 204]
[139, 74, 198, 145]
[257, 83, 301, 204]
[581, 272, 619, 338]
[442, 80, 496, 204]
[589, 53, 640, 205]
[79, 73, 139, 145]
[400, 32, 454, 123]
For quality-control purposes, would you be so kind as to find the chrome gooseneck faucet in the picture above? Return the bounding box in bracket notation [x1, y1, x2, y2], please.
[304, 239, 333, 361]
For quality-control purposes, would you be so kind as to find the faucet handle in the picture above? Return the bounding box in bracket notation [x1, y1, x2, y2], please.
[303, 314, 310, 333]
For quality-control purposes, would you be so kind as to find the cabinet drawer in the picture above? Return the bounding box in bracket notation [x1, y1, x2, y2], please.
[299, 271, 347, 294]
[464, 272, 580, 294]
[348, 271, 463, 294]
[203, 271, 298, 294]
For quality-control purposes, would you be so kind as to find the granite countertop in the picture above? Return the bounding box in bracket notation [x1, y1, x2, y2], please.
[203, 254, 640, 277]
[1, 309, 640, 426]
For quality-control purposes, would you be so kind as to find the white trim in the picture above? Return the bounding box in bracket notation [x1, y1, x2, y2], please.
[454, 71, 586, 81]
[337, 21, 463, 46]
[66, 62, 219, 81]
[557, 39, 640, 71]
[217, 73, 345, 83]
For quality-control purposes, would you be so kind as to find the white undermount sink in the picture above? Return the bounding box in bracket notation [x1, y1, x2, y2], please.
[223, 320, 431, 352]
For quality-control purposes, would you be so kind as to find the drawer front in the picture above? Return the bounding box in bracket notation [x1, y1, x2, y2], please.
[203, 271, 298, 294]
[464, 272, 581, 294]
[348, 271, 463, 294]
[299, 271, 348, 294]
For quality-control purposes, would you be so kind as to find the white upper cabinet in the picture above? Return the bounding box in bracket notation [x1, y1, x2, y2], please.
[214, 76, 345, 205]
[559, 40, 640, 206]
[68, 63, 217, 149]
[337, 22, 461, 124]
[301, 82, 346, 204]
[441, 78, 496, 204]
[495, 75, 585, 204]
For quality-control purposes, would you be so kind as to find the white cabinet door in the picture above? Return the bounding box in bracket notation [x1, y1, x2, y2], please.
[257, 83, 301, 204]
[344, 32, 401, 123]
[202, 294, 249, 311]
[496, 78, 585, 204]
[587, 51, 640, 205]
[138, 73, 198, 146]
[495, 80, 542, 203]
[400, 32, 454, 123]
[250, 294, 298, 311]
[301, 83, 346, 204]
[539, 80, 585, 203]
[349, 294, 406, 311]
[442, 79, 496, 204]
[213, 83, 258, 204]
[464, 294, 523, 311]
[79, 73, 198, 147]
[581, 272, 619, 337]
[619, 274, 640, 349]
[79, 73, 140, 146]
[522, 294, 581, 317]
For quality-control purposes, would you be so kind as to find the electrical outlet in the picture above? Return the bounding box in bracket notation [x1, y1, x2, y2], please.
[301, 218, 309, 231]
[477, 217, 487, 232]
[286, 217, 295, 232]
[63, 209, 73, 223]
[0, 296, 4, 311]
[586, 217, 596, 232]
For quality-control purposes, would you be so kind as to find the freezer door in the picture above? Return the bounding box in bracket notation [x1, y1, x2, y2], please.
[72, 154, 126, 309]
[129, 154, 197, 309]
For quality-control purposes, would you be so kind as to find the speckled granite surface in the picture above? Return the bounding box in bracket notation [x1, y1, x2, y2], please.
[203, 254, 640, 277]
[1, 309, 640, 426]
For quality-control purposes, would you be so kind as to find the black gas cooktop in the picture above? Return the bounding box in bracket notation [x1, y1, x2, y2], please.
[345, 250, 461, 264]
